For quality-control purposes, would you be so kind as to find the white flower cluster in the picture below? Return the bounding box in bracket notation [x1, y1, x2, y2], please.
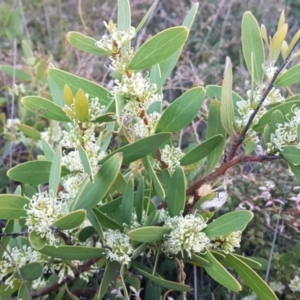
[39, 123, 63, 148]
[7, 83, 25, 97]
[267, 106, 300, 154]
[103, 230, 134, 265]
[235, 86, 285, 144]
[161, 214, 210, 257]
[289, 275, 300, 292]
[209, 231, 242, 254]
[25, 191, 69, 246]
[133, 112, 161, 138]
[0, 245, 45, 288]
[269, 281, 285, 294]
[95, 21, 136, 53]
[264, 61, 277, 81]
[241, 293, 258, 300]
[3, 118, 31, 146]
[160, 145, 184, 172]
[109, 48, 135, 73]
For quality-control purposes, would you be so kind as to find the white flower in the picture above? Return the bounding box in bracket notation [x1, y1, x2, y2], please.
[289, 275, 300, 292]
[210, 231, 242, 254]
[264, 61, 277, 81]
[162, 214, 210, 257]
[104, 230, 134, 265]
[109, 48, 135, 73]
[95, 21, 136, 53]
[269, 281, 285, 294]
[160, 145, 184, 172]
[133, 112, 161, 138]
[3, 118, 31, 146]
[25, 191, 69, 246]
[241, 294, 258, 300]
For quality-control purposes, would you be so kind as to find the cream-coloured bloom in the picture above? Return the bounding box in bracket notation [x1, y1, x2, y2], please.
[160, 145, 184, 172]
[95, 21, 136, 53]
[269, 281, 285, 294]
[133, 112, 161, 138]
[241, 294, 258, 300]
[3, 118, 31, 146]
[25, 191, 69, 246]
[289, 275, 300, 292]
[209, 231, 241, 253]
[162, 214, 210, 257]
[104, 230, 134, 265]
[264, 61, 277, 81]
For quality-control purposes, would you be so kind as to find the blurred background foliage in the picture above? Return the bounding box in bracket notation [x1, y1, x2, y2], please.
[1, 0, 300, 298]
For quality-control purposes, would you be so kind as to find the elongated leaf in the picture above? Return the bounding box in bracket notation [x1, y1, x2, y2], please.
[128, 27, 188, 70]
[40, 138, 55, 161]
[87, 210, 104, 240]
[205, 99, 226, 174]
[101, 133, 172, 165]
[39, 245, 106, 260]
[8, 161, 69, 184]
[77, 144, 93, 181]
[98, 261, 119, 299]
[156, 87, 205, 133]
[275, 64, 300, 87]
[16, 124, 40, 141]
[167, 167, 185, 217]
[203, 249, 241, 291]
[288, 162, 300, 182]
[22, 96, 70, 122]
[135, 178, 144, 223]
[270, 24, 288, 62]
[118, 0, 130, 29]
[17, 282, 32, 300]
[226, 254, 278, 300]
[0, 195, 29, 219]
[92, 207, 123, 231]
[133, 261, 192, 292]
[0, 65, 32, 81]
[48, 67, 111, 107]
[242, 12, 265, 85]
[221, 57, 234, 135]
[158, 3, 198, 88]
[270, 110, 285, 131]
[254, 100, 300, 132]
[71, 153, 122, 211]
[0, 220, 14, 258]
[136, 1, 157, 34]
[203, 211, 253, 238]
[225, 254, 262, 269]
[49, 147, 62, 196]
[29, 230, 47, 250]
[120, 180, 134, 225]
[282, 146, 300, 164]
[53, 210, 86, 230]
[180, 135, 223, 166]
[66, 31, 109, 55]
[181, 252, 210, 267]
[128, 226, 170, 243]
[142, 156, 165, 199]
[19, 262, 43, 281]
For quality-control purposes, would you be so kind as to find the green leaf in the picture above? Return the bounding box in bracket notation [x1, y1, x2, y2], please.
[120, 179, 134, 225]
[203, 249, 241, 291]
[203, 211, 253, 238]
[49, 147, 62, 196]
[229, 254, 262, 269]
[39, 245, 106, 260]
[135, 178, 144, 223]
[128, 27, 188, 70]
[101, 133, 172, 165]
[71, 153, 122, 211]
[242, 12, 265, 85]
[29, 230, 47, 250]
[167, 167, 186, 217]
[158, 3, 198, 88]
[282, 146, 300, 164]
[117, 0, 130, 29]
[22, 96, 70, 122]
[0, 195, 29, 219]
[245, 140, 257, 155]
[40, 138, 55, 161]
[275, 65, 300, 87]
[226, 254, 278, 300]
[270, 109, 285, 131]
[7, 161, 69, 184]
[132, 262, 192, 292]
[48, 67, 111, 107]
[98, 261, 119, 299]
[254, 100, 300, 132]
[221, 57, 235, 135]
[205, 99, 226, 174]
[19, 262, 43, 281]
[87, 210, 103, 240]
[77, 144, 93, 181]
[16, 124, 40, 141]
[181, 252, 210, 267]
[128, 226, 170, 243]
[0, 65, 32, 81]
[53, 210, 86, 230]
[156, 87, 205, 133]
[287, 162, 300, 182]
[142, 156, 165, 199]
[180, 135, 223, 166]
[136, 2, 157, 34]
[0, 220, 14, 258]
[66, 31, 110, 55]
[92, 207, 123, 231]
[17, 282, 32, 300]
